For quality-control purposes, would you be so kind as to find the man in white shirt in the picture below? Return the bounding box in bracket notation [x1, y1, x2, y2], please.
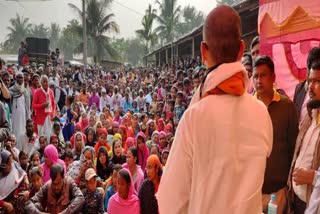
[158, 5, 273, 214]
[100, 87, 111, 111]
[19, 119, 39, 157]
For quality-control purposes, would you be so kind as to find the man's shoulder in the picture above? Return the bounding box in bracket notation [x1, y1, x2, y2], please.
[278, 94, 296, 109]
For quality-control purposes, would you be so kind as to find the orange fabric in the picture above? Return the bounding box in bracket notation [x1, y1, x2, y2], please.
[203, 72, 245, 98]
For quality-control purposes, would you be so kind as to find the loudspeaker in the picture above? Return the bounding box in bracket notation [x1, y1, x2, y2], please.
[26, 37, 50, 55]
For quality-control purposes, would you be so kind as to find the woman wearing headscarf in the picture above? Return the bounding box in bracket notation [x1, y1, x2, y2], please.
[0, 150, 29, 214]
[147, 131, 159, 150]
[41, 144, 66, 183]
[158, 131, 168, 153]
[107, 168, 140, 214]
[72, 132, 85, 161]
[126, 137, 135, 152]
[122, 147, 144, 192]
[139, 155, 162, 214]
[156, 118, 165, 132]
[147, 119, 156, 138]
[78, 112, 89, 133]
[67, 146, 95, 190]
[136, 132, 149, 171]
[96, 147, 112, 181]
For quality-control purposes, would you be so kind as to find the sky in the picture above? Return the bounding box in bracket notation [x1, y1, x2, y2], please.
[0, 0, 215, 43]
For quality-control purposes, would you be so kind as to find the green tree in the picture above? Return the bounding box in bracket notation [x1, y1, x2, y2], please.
[30, 23, 49, 38]
[176, 5, 205, 38]
[125, 38, 145, 66]
[68, 0, 120, 63]
[216, 0, 240, 6]
[110, 37, 128, 62]
[155, 0, 181, 45]
[49, 23, 61, 50]
[135, 4, 158, 54]
[4, 14, 32, 53]
[59, 19, 82, 59]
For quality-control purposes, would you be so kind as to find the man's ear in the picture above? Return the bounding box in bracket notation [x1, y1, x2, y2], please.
[200, 41, 208, 64]
[237, 40, 245, 61]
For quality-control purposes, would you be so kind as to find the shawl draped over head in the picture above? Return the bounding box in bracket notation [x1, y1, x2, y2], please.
[79, 115, 89, 133]
[72, 132, 85, 155]
[9, 72, 25, 98]
[41, 144, 66, 183]
[135, 132, 149, 171]
[126, 137, 135, 149]
[156, 118, 165, 132]
[107, 168, 140, 214]
[67, 146, 95, 180]
[165, 123, 173, 134]
[0, 150, 26, 200]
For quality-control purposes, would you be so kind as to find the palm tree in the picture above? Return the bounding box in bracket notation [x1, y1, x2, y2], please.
[136, 4, 158, 54]
[155, 0, 181, 45]
[30, 24, 49, 38]
[68, 0, 120, 63]
[4, 14, 32, 53]
[60, 19, 83, 59]
[49, 23, 61, 50]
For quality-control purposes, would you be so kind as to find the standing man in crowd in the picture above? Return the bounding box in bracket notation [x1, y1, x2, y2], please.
[252, 55, 299, 213]
[158, 5, 273, 214]
[294, 47, 320, 124]
[10, 71, 29, 150]
[32, 75, 56, 139]
[288, 59, 320, 214]
[0, 100, 9, 147]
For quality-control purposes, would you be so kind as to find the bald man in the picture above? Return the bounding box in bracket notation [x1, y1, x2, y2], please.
[158, 5, 273, 214]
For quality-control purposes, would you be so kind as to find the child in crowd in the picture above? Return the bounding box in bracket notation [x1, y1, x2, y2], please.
[81, 168, 104, 214]
[94, 128, 111, 155]
[28, 166, 43, 198]
[38, 135, 47, 159]
[105, 164, 122, 211]
[61, 150, 74, 170]
[19, 151, 29, 171]
[173, 91, 186, 125]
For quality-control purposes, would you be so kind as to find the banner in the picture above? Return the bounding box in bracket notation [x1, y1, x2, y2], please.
[259, 0, 320, 98]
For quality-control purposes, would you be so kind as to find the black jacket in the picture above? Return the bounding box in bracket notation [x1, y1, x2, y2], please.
[293, 81, 307, 119]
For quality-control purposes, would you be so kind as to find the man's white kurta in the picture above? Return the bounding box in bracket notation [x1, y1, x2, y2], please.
[157, 62, 273, 214]
[12, 95, 27, 151]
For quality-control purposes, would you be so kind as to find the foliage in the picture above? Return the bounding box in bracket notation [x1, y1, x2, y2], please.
[30, 23, 49, 38]
[216, 0, 240, 6]
[135, 4, 158, 54]
[176, 5, 205, 38]
[155, 0, 181, 45]
[49, 23, 61, 50]
[68, 0, 120, 63]
[110, 37, 145, 66]
[3, 14, 32, 53]
[59, 19, 82, 59]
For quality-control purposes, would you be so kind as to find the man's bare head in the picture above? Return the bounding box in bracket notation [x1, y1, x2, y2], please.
[201, 5, 244, 67]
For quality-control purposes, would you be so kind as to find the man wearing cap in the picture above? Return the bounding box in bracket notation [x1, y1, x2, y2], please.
[26, 164, 85, 213]
[100, 87, 111, 111]
[80, 168, 104, 214]
[9, 71, 29, 150]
